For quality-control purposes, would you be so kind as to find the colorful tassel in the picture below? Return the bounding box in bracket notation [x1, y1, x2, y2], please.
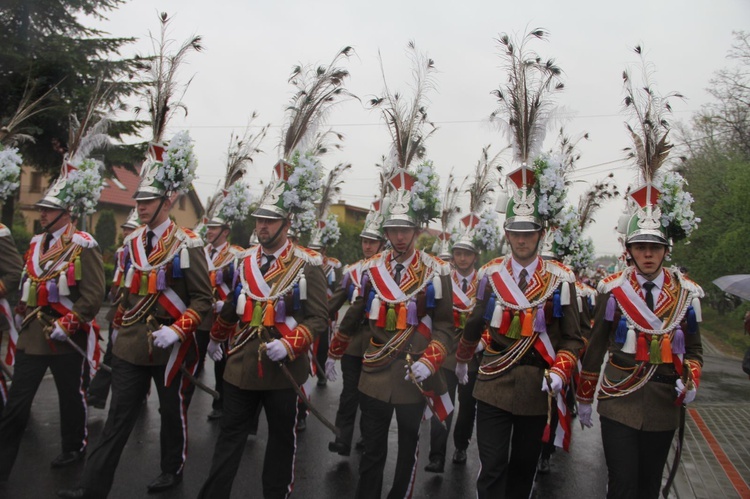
[686, 306, 698, 334]
[406, 298, 418, 326]
[74, 256, 82, 281]
[250, 301, 263, 327]
[521, 308, 534, 336]
[605, 294, 616, 321]
[257, 349, 264, 378]
[122, 267, 133, 290]
[635, 334, 649, 361]
[541, 423, 551, 444]
[691, 297, 702, 322]
[553, 290, 563, 318]
[236, 293, 247, 316]
[385, 305, 397, 331]
[432, 274, 443, 300]
[365, 290, 376, 314]
[671, 327, 686, 355]
[180, 247, 190, 269]
[459, 312, 467, 329]
[21, 279, 30, 303]
[477, 276, 488, 301]
[67, 263, 77, 287]
[27, 282, 37, 307]
[614, 317, 628, 344]
[622, 325, 637, 354]
[660, 335, 673, 364]
[499, 309, 511, 335]
[148, 270, 158, 294]
[263, 301, 275, 326]
[60, 273, 72, 297]
[139, 272, 149, 296]
[484, 295, 496, 321]
[156, 268, 167, 291]
[215, 268, 224, 286]
[376, 302, 387, 328]
[209, 271, 216, 287]
[425, 282, 436, 309]
[274, 298, 286, 323]
[242, 298, 254, 323]
[37, 281, 49, 306]
[47, 280, 59, 303]
[649, 336, 662, 364]
[577, 295, 583, 313]
[172, 255, 183, 278]
[299, 273, 307, 300]
[347, 283, 355, 303]
[129, 270, 140, 294]
[396, 304, 407, 330]
[560, 282, 571, 306]
[361, 272, 370, 290]
[369, 295, 381, 321]
[490, 302, 503, 329]
[506, 312, 521, 339]
[533, 304, 547, 333]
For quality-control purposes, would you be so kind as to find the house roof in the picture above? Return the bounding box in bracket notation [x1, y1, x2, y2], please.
[99, 166, 139, 208]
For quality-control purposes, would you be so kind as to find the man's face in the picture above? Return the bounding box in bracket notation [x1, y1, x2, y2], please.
[136, 198, 170, 226]
[506, 230, 543, 264]
[385, 227, 417, 255]
[254, 217, 288, 248]
[206, 226, 228, 245]
[452, 248, 477, 273]
[122, 227, 135, 239]
[628, 242, 668, 276]
[38, 207, 69, 233]
[361, 238, 382, 259]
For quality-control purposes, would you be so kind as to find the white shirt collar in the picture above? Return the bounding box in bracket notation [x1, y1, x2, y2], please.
[46, 224, 68, 245]
[455, 268, 476, 284]
[510, 257, 538, 284]
[636, 269, 665, 291]
[208, 241, 228, 255]
[261, 240, 290, 261]
[390, 250, 417, 269]
[147, 218, 172, 240]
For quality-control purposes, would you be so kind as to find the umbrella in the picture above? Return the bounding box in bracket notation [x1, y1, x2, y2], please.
[713, 274, 750, 301]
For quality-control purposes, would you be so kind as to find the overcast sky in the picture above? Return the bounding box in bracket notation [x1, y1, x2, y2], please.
[91, 0, 749, 255]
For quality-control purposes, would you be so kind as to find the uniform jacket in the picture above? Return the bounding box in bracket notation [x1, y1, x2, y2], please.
[576, 266, 703, 431]
[17, 223, 105, 356]
[112, 223, 212, 366]
[441, 268, 481, 373]
[210, 242, 328, 390]
[0, 224, 23, 333]
[338, 250, 456, 405]
[459, 256, 583, 416]
[197, 242, 244, 331]
[328, 258, 373, 358]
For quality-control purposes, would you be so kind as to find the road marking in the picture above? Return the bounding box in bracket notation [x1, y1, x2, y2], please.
[689, 408, 750, 498]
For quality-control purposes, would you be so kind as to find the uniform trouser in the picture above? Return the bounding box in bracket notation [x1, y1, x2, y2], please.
[0, 351, 88, 480]
[198, 383, 298, 499]
[475, 401, 546, 499]
[356, 393, 424, 499]
[81, 355, 196, 496]
[87, 326, 114, 403]
[428, 367, 478, 460]
[333, 354, 364, 448]
[315, 328, 330, 380]
[600, 416, 675, 499]
[195, 329, 225, 410]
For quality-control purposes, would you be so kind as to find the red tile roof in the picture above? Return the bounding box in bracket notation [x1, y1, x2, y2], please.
[99, 166, 139, 208]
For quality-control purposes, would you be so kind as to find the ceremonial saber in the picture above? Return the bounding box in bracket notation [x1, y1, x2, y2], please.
[405, 353, 447, 429]
[260, 328, 341, 437]
[39, 313, 111, 373]
[662, 373, 693, 498]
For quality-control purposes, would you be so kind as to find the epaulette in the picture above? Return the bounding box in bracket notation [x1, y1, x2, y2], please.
[72, 231, 99, 248]
[597, 270, 627, 294]
[176, 227, 204, 248]
[293, 245, 324, 266]
[0, 223, 10, 237]
[360, 251, 387, 270]
[229, 244, 245, 255]
[477, 256, 506, 280]
[544, 259, 576, 282]
[576, 281, 597, 298]
[30, 233, 44, 245]
[419, 251, 451, 275]
[672, 267, 705, 298]
[326, 256, 342, 269]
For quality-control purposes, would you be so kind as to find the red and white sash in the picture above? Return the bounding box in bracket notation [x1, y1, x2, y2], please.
[611, 281, 664, 332]
[368, 262, 408, 303]
[48, 296, 101, 375]
[159, 287, 194, 386]
[423, 391, 454, 422]
[1, 299, 18, 365]
[206, 247, 232, 300]
[244, 247, 273, 298]
[451, 279, 473, 311]
[489, 265, 532, 309]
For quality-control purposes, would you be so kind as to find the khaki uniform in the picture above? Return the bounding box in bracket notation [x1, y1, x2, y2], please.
[0, 224, 23, 334]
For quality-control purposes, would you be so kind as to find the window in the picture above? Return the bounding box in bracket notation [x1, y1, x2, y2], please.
[30, 172, 43, 193]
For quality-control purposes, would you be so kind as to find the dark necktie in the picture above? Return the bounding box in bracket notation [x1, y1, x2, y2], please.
[394, 263, 405, 285]
[643, 281, 656, 311]
[210, 248, 217, 260]
[461, 278, 468, 293]
[518, 268, 528, 292]
[43, 233, 53, 253]
[146, 230, 155, 256]
[260, 255, 275, 275]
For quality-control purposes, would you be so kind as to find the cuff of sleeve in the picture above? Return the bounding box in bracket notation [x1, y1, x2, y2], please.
[550, 350, 577, 386]
[685, 359, 702, 388]
[280, 338, 296, 361]
[210, 316, 237, 342]
[328, 330, 350, 360]
[419, 340, 448, 374]
[281, 324, 314, 358]
[174, 309, 201, 337]
[169, 325, 186, 342]
[456, 336, 479, 363]
[576, 369, 600, 403]
[57, 312, 82, 336]
[112, 305, 125, 329]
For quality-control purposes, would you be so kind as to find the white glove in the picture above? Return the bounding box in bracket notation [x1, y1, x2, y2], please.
[207, 339, 224, 362]
[405, 361, 432, 383]
[675, 378, 697, 404]
[455, 362, 469, 385]
[50, 322, 68, 342]
[214, 300, 224, 314]
[474, 341, 485, 354]
[325, 357, 338, 382]
[265, 339, 288, 362]
[578, 402, 594, 428]
[152, 326, 180, 349]
[541, 372, 564, 396]
[14, 314, 23, 331]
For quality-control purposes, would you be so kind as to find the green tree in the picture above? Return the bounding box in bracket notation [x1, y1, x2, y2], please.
[95, 209, 116, 251]
[327, 221, 364, 266]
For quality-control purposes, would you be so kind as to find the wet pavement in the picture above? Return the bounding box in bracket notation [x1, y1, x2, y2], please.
[1, 312, 749, 498]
